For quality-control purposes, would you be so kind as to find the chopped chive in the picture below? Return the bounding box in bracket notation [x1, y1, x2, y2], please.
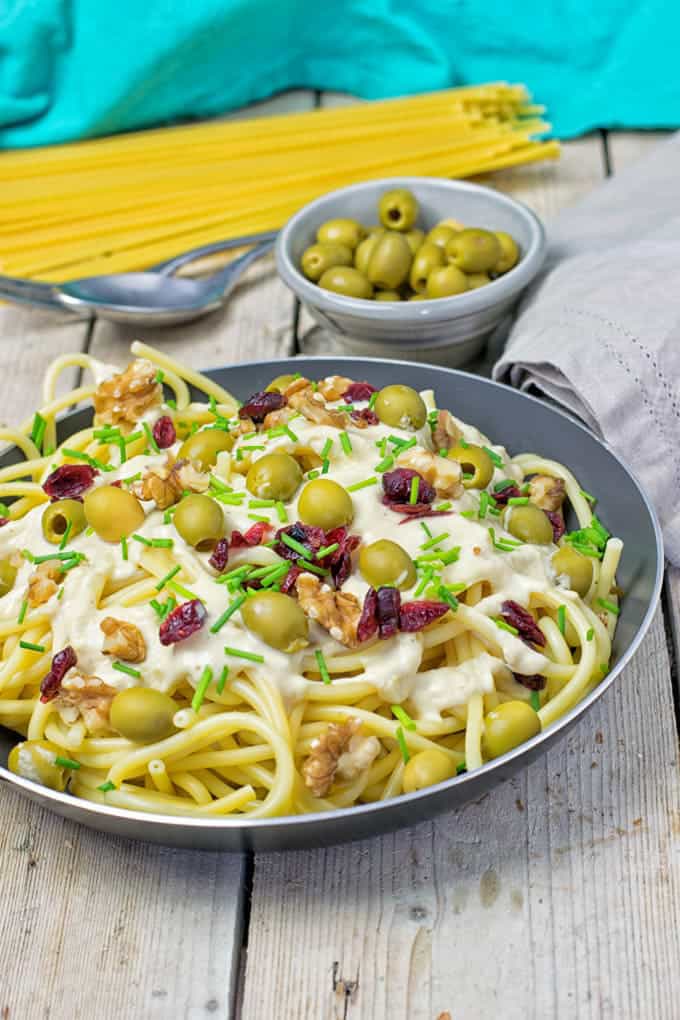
[30, 412, 47, 451]
[320, 438, 334, 460]
[248, 513, 270, 523]
[459, 438, 469, 449]
[321, 459, 330, 475]
[149, 599, 164, 619]
[368, 392, 379, 410]
[437, 585, 459, 611]
[192, 666, 213, 712]
[210, 593, 247, 633]
[150, 538, 173, 548]
[414, 569, 433, 598]
[57, 586, 64, 601]
[420, 533, 448, 551]
[557, 605, 566, 635]
[275, 501, 288, 524]
[281, 532, 309, 557]
[420, 521, 433, 540]
[54, 756, 81, 770]
[19, 640, 45, 653]
[167, 580, 201, 602]
[154, 564, 181, 591]
[261, 566, 290, 589]
[98, 780, 116, 792]
[580, 488, 597, 505]
[339, 431, 352, 455]
[456, 761, 466, 775]
[222, 564, 251, 581]
[375, 455, 394, 473]
[249, 499, 276, 509]
[600, 663, 608, 675]
[409, 476, 419, 505]
[315, 649, 331, 684]
[439, 448, 448, 458]
[438, 547, 460, 566]
[306, 470, 320, 481]
[495, 618, 519, 635]
[142, 421, 160, 454]
[61, 447, 113, 471]
[240, 444, 267, 453]
[246, 562, 287, 582]
[396, 726, 410, 764]
[298, 559, 329, 577]
[58, 520, 73, 551]
[123, 431, 143, 446]
[597, 597, 620, 615]
[132, 533, 152, 547]
[112, 661, 142, 679]
[216, 665, 230, 695]
[378, 437, 388, 458]
[434, 501, 452, 512]
[209, 475, 232, 493]
[347, 476, 377, 493]
[461, 472, 474, 481]
[316, 542, 339, 559]
[483, 446, 503, 468]
[494, 479, 516, 492]
[586, 627, 594, 641]
[529, 691, 541, 711]
[508, 496, 529, 506]
[459, 510, 476, 519]
[213, 492, 247, 506]
[223, 646, 265, 663]
[17, 600, 28, 624]
[33, 551, 85, 564]
[155, 369, 164, 384]
[166, 398, 177, 410]
[284, 426, 299, 443]
[391, 705, 416, 731]
[116, 437, 127, 464]
[478, 491, 489, 519]
[520, 483, 531, 495]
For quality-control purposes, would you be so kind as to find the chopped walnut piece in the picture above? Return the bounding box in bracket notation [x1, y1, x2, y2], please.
[302, 718, 380, 797]
[529, 475, 566, 512]
[28, 562, 62, 607]
[396, 447, 463, 499]
[432, 409, 462, 452]
[93, 359, 162, 427]
[263, 406, 296, 430]
[281, 377, 312, 399]
[230, 416, 256, 438]
[288, 389, 349, 429]
[100, 617, 147, 662]
[296, 573, 362, 648]
[175, 460, 209, 493]
[132, 456, 208, 509]
[317, 375, 354, 401]
[55, 673, 117, 734]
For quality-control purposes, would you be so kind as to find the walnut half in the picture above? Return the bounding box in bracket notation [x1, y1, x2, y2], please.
[296, 573, 362, 648]
[100, 617, 146, 663]
[529, 474, 566, 512]
[28, 562, 62, 607]
[132, 456, 208, 509]
[55, 673, 117, 734]
[93, 359, 162, 428]
[396, 447, 463, 499]
[302, 718, 380, 797]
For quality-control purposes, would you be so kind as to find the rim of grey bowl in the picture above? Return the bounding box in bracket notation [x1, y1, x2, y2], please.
[0, 356, 664, 836]
[275, 177, 547, 320]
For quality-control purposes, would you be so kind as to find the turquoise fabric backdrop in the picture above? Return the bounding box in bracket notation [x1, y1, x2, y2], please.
[1, 0, 679, 148]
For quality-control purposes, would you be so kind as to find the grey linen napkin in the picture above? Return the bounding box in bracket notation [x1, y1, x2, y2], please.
[493, 133, 680, 564]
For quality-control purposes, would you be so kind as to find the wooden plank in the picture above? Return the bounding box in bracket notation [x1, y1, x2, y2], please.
[667, 569, 680, 689]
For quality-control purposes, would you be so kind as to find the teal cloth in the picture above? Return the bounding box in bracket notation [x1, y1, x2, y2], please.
[1, 0, 679, 148]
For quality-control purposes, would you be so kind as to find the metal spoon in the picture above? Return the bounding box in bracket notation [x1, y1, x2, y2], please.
[0, 230, 277, 326]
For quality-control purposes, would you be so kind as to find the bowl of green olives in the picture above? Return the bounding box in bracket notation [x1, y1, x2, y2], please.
[276, 177, 546, 366]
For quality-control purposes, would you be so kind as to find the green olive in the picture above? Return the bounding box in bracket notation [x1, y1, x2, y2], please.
[552, 546, 594, 596]
[465, 272, 491, 290]
[316, 218, 365, 250]
[482, 701, 541, 760]
[404, 228, 425, 255]
[84, 486, 145, 542]
[318, 266, 373, 300]
[409, 242, 445, 293]
[266, 374, 297, 393]
[8, 739, 69, 790]
[494, 231, 520, 274]
[367, 232, 413, 290]
[297, 478, 353, 530]
[246, 452, 302, 502]
[354, 233, 382, 276]
[403, 748, 457, 793]
[504, 504, 554, 545]
[173, 494, 223, 549]
[449, 443, 494, 489]
[300, 242, 353, 282]
[374, 384, 427, 430]
[426, 224, 459, 249]
[0, 558, 17, 598]
[408, 294, 428, 302]
[179, 429, 234, 470]
[110, 687, 178, 743]
[41, 499, 86, 545]
[359, 539, 416, 590]
[374, 290, 401, 302]
[240, 590, 309, 652]
[445, 228, 502, 273]
[378, 188, 419, 231]
[426, 265, 469, 299]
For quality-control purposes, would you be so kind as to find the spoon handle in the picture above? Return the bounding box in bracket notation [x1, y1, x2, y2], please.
[205, 239, 276, 297]
[153, 230, 279, 275]
[0, 274, 66, 311]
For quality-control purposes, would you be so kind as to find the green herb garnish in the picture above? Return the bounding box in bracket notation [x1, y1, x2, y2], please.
[339, 431, 352, 455]
[192, 666, 213, 712]
[315, 649, 331, 685]
[597, 597, 619, 615]
[529, 691, 541, 711]
[391, 705, 416, 731]
[280, 532, 309, 558]
[347, 476, 377, 493]
[154, 564, 181, 591]
[495, 618, 518, 636]
[408, 476, 419, 505]
[223, 646, 265, 663]
[483, 446, 503, 468]
[396, 726, 410, 763]
[210, 594, 247, 633]
[112, 661, 142, 679]
[55, 756, 81, 770]
[19, 640, 45, 653]
[557, 605, 566, 634]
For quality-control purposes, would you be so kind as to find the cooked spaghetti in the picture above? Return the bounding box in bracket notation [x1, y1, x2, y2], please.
[0, 344, 621, 817]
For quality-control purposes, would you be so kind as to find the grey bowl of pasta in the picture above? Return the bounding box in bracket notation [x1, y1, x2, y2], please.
[0, 346, 663, 851]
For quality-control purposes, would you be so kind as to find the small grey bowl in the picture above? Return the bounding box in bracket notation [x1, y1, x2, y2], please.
[275, 176, 546, 367]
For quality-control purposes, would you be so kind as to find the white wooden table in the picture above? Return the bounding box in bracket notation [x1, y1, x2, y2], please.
[1, 92, 679, 1020]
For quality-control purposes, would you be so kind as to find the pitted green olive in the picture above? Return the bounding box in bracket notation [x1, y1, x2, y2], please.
[426, 265, 469, 298]
[404, 228, 426, 255]
[374, 384, 427, 430]
[426, 224, 459, 249]
[173, 494, 223, 549]
[482, 701, 541, 760]
[297, 478, 353, 530]
[465, 272, 491, 290]
[241, 590, 309, 652]
[494, 231, 520, 274]
[359, 540, 416, 590]
[316, 218, 365, 250]
[84, 486, 145, 542]
[403, 748, 457, 793]
[41, 499, 86, 545]
[449, 443, 494, 489]
[246, 452, 303, 502]
[374, 290, 401, 302]
[266, 374, 297, 393]
[110, 687, 178, 743]
[378, 188, 419, 231]
[552, 546, 594, 596]
[301, 242, 353, 282]
[179, 429, 234, 470]
[8, 739, 68, 791]
[0, 558, 18, 597]
[354, 233, 382, 276]
[504, 504, 554, 545]
[445, 228, 502, 273]
[409, 242, 445, 293]
[318, 266, 373, 300]
[367, 232, 413, 290]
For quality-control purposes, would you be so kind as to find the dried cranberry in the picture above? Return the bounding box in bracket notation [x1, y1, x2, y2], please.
[159, 599, 207, 645]
[274, 522, 325, 562]
[321, 526, 360, 588]
[152, 415, 176, 449]
[357, 587, 379, 642]
[382, 468, 434, 506]
[545, 510, 565, 542]
[500, 600, 546, 647]
[239, 390, 285, 424]
[377, 586, 401, 639]
[40, 646, 77, 703]
[343, 381, 377, 403]
[350, 408, 379, 426]
[513, 672, 546, 691]
[397, 507, 454, 523]
[0, 518, 8, 527]
[491, 483, 521, 507]
[43, 464, 98, 502]
[209, 538, 230, 572]
[399, 600, 450, 632]
[230, 522, 272, 548]
[280, 564, 302, 594]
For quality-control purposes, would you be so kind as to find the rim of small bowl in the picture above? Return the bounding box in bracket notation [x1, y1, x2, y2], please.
[275, 176, 547, 322]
